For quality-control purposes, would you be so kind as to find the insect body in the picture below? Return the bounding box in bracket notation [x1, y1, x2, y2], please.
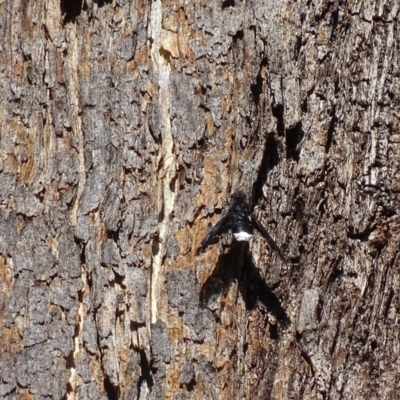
[197, 191, 286, 260]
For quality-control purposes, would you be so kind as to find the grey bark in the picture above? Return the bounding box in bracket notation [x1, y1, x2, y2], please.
[1, 0, 399, 399]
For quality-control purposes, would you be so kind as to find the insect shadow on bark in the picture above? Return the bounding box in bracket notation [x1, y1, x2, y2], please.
[199, 242, 290, 329]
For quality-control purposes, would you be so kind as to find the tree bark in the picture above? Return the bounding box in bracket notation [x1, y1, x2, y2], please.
[1, 0, 399, 399]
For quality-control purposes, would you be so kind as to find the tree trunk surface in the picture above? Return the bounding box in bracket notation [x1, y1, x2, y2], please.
[1, 0, 399, 399]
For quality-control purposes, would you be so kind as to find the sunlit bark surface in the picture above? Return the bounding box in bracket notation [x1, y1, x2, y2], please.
[1, 1, 399, 399]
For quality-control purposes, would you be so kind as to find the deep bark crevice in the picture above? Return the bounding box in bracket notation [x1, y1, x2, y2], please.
[250, 60, 267, 107]
[96, 0, 113, 7]
[252, 134, 280, 205]
[232, 29, 243, 42]
[325, 107, 336, 154]
[104, 376, 119, 400]
[60, 0, 82, 24]
[285, 122, 303, 161]
[222, 0, 235, 9]
[272, 103, 285, 137]
[347, 226, 374, 241]
[137, 349, 154, 396]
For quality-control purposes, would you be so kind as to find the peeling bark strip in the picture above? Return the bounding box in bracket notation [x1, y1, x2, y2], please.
[149, 0, 177, 326]
[1, 0, 400, 399]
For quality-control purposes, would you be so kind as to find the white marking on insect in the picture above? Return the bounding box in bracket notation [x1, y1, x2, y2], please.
[234, 231, 253, 241]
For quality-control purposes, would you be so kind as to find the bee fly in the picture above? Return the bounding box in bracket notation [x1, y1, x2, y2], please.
[197, 191, 286, 261]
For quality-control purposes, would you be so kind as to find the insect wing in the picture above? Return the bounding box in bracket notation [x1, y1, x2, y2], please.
[197, 214, 236, 254]
[251, 214, 286, 261]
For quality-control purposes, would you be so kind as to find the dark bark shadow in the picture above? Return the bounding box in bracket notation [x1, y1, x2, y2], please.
[199, 242, 290, 329]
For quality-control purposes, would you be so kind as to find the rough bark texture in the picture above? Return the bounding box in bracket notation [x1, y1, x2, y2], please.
[1, 0, 399, 399]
